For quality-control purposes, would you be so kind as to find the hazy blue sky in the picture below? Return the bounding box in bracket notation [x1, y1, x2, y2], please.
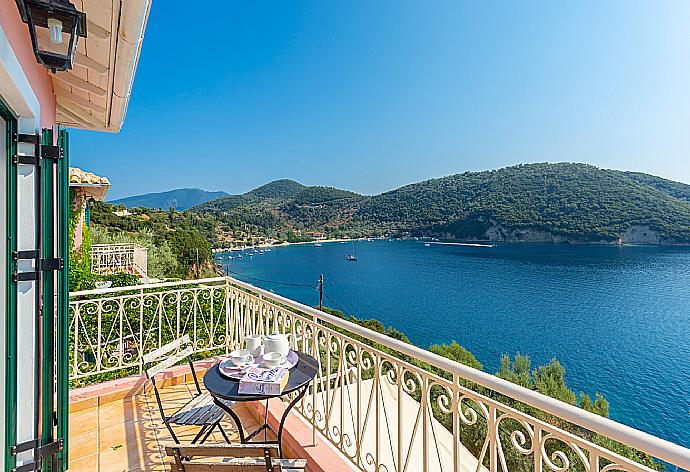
[70, 1, 690, 200]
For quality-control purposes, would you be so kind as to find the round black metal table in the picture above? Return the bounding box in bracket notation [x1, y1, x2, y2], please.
[204, 351, 318, 457]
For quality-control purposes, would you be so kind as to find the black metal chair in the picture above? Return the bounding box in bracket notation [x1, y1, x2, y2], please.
[165, 444, 307, 472]
[144, 335, 235, 444]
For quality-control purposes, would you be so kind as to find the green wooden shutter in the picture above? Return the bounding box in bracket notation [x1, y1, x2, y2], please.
[38, 128, 69, 472]
[40, 128, 56, 472]
[20, 128, 69, 472]
[39, 128, 69, 472]
[55, 129, 70, 472]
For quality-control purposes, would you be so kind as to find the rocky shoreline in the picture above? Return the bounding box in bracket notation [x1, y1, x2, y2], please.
[435, 224, 690, 246]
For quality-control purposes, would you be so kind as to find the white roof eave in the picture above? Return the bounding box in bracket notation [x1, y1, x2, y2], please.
[53, 0, 152, 133]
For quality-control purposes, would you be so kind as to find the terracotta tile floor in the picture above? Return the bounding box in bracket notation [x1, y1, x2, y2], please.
[68, 382, 272, 472]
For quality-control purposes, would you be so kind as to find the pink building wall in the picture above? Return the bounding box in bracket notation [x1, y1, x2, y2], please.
[72, 196, 86, 250]
[0, 0, 56, 127]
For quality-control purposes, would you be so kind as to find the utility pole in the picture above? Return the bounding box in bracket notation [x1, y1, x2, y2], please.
[319, 274, 324, 311]
[196, 248, 200, 278]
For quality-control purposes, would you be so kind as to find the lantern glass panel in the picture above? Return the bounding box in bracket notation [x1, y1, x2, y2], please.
[34, 18, 70, 58]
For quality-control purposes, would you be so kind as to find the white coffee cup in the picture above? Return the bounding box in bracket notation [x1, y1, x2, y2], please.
[262, 351, 286, 368]
[229, 349, 254, 367]
[245, 335, 264, 357]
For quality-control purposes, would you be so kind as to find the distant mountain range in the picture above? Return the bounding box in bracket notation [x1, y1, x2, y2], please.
[110, 188, 228, 211]
[190, 164, 690, 245]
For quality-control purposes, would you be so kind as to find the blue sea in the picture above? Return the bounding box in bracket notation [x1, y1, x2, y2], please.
[217, 240, 690, 448]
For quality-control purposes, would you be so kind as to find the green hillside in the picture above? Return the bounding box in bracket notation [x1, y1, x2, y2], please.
[623, 172, 690, 203]
[110, 188, 228, 211]
[191, 180, 368, 242]
[190, 164, 690, 245]
[246, 179, 307, 199]
[356, 163, 690, 242]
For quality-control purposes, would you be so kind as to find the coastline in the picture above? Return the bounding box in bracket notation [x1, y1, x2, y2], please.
[213, 237, 375, 253]
[213, 235, 690, 253]
[213, 236, 690, 254]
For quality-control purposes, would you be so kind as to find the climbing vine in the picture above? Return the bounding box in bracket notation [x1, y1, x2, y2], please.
[68, 189, 95, 291]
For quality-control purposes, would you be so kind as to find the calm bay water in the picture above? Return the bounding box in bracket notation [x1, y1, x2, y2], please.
[218, 240, 690, 447]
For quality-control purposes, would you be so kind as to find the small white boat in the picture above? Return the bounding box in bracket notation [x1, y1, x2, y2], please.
[314, 243, 322, 247]
[424, 243, 431, 247]
[346, 241, 357, 261]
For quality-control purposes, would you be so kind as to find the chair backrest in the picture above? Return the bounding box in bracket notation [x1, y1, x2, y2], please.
[165, 444, 306, 472]
[143, 335, 194, 379]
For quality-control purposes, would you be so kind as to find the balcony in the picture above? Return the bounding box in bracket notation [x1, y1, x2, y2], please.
[91, 243, 148, 278]
[68, 278, 690, 472]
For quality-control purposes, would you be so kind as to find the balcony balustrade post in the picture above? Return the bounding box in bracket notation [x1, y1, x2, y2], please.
[193, 288, 198, 352]
[119, 297, 124, 364]
[453, 373, 460, 472]
[210, 286, 215, 350]
[422, 374, 429, 472]
[138, 288, 143, 373]
[97, 300, 103, 372]
[534, 425, 543, 472]
[243, 295, 249, 341]
[489, 405, 497, 472]
[397, 364, 403, 472]
[325, 333, 332, 443]
[72, 305, 79, 378]
[224, 279, 230, 353]
[311, 320, 318, 447]
[338, 339, 345, 452]
[235, 289, 241, 350]
[375, 355, 381, 472]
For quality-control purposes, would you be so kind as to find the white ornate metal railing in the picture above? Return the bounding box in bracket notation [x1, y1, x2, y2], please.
[68, 277, 690, 472]
[91, 243, 148, 277]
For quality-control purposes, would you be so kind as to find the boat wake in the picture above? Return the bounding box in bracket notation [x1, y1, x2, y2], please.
[426, 241, 495, 248]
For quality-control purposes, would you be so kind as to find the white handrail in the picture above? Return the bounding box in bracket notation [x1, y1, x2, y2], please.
[223, 276, 690, 471]
[70, 276, 226, 297]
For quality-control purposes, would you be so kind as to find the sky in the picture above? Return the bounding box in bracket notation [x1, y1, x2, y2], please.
[69, 1, 690, 200]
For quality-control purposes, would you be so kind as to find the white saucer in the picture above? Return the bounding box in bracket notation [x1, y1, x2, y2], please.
[218, 350, 299, 379]
[219, 358, 258, 378]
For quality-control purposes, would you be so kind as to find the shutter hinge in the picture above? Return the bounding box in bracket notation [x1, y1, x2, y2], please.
[40, 258, 65, 271]
[12, 250, 40, 261]
[12, 255, 64, 282]
[14, 133, 39, 145]
[13, 155, 39, 166]
[10, 439, 63, 472]
[12, 133, 62, 166]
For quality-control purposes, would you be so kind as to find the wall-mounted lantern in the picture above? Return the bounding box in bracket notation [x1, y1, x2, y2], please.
[15, 0, 87, 73]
